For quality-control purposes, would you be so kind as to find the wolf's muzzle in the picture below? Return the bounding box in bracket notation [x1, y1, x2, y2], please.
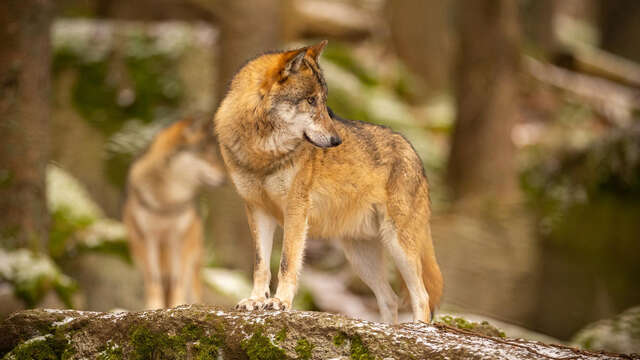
[304, 132, 342, 148]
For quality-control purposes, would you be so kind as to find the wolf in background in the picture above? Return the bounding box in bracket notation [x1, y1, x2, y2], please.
[215, 40, 443, 323]
[123, 116, 225, 309]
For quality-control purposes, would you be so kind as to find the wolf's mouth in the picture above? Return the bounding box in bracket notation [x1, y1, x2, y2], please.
[303, 132, 322, 147]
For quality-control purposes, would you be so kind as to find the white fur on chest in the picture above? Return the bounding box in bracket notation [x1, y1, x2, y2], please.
[133, 205, 194, 242]
[229, 164, 299, 211]
[263, 164, 299, 208]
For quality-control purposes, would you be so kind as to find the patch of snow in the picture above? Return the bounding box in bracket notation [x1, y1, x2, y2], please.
[52, 317, 75, 327]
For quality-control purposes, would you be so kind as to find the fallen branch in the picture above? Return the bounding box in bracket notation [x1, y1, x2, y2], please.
[1, 305, 636, 359]
[525, 56, 640, 127]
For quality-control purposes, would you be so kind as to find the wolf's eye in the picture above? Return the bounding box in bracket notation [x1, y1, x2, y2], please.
[306, 97, 317, 105]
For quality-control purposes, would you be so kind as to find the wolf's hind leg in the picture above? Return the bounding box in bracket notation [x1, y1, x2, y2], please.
[341, 237, 398, 323]
[143, 239, 165, 309]
[168, 216, 203, 307]
[380, 219, 430, 322]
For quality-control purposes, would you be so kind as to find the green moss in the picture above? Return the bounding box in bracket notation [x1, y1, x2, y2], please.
[580, 336, 594, 350]
[98, 341, 123, 360]
[129, 323, 221, 360]
[348, 335, 374, 360]
[333, 332, 347, 347]
[294, 338, 313, 360]
[437, 316, 506, 338]
[275, 327, 288, 343]
[240, 329, 288, 360]
[3, 333, 73, 360]
[332, 332, 373, 360]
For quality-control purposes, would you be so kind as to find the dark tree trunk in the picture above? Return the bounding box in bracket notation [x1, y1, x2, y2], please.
[599, 0, 640, 63]
[214, 0, 282, 106]
[1, 306, 635, 359]
[386, 0, 453, 98]
[447, 0, 521, 203]
[0, 0, 53, 251]
[522, 0, 556, 56]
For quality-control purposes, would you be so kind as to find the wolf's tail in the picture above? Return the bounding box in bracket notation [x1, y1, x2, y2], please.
[421, 231, 443, 320]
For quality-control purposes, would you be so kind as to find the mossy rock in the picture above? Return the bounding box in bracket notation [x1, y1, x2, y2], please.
[1, 305, 630, 359]
[571, 306, 640, 354]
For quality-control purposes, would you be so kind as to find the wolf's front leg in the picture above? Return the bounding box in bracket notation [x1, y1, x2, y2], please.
[236, 205, 277, 311]
[264, 200, 309, 311]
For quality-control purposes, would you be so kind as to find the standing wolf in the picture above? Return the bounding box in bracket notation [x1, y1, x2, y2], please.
[215, 41, 442, 323]
[123, 117, 225, 309]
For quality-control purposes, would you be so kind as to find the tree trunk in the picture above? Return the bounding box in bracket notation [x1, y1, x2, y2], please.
[599, 0, 640, 64]
[0, 0, 53, 251]
[446, 0, 521, 204]
[214, 0, 282, 106]
[386, 0, 453, 98]
[1, 306, 635, 359]
[522, 0, 556, 56]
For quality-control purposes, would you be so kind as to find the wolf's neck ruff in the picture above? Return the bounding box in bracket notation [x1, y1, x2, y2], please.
[219, 109, 309, 176]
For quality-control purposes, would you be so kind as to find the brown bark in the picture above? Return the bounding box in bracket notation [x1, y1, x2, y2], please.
[387, 0, 453, 97]
[2, 306, 635, 359]
[0, 0, 53, 251]
[522, 0, 556, 56]
[599, 0, 640, 64]
[446, 0, 521, 203]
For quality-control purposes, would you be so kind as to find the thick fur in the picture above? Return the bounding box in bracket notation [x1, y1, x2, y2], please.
[214, 41, 443, 322]
[123, 117, 225, 309]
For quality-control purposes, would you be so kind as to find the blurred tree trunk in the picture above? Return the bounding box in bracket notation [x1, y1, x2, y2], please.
[213, 0, 282, 106]
[446, 0, 521, 204]
[599, 0, 640, 63]
[386, 0, 453, 98]
[522, 0, 556, 56]
[0, 0, 53, 251]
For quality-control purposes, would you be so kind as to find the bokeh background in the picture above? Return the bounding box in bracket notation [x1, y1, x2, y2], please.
[1, 0, 639, 353]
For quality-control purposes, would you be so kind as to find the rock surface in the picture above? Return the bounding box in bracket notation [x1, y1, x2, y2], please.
[1, 305, 636, 359]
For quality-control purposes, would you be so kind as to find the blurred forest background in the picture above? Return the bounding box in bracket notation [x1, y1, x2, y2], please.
[1, 0, 640, 353]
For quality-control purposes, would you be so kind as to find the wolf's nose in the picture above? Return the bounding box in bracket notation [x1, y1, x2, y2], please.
[330, 136, 342, 147]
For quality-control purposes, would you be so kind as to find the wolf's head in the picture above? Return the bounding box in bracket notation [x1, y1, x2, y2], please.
[270, 41, 341, 148]
[159, 117, 225, 187]
[222, 41, 342, 150]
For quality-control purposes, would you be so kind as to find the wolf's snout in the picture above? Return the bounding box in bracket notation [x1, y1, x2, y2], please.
[329, 135, 342, 147]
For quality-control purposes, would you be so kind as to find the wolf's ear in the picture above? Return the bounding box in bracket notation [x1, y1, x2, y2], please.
[307, 40, 328, 62]
[282, 49, 306, 78]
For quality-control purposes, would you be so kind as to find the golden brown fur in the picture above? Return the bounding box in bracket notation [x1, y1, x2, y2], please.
[123, 117, 225, 309]
[215, 41, 442, 322]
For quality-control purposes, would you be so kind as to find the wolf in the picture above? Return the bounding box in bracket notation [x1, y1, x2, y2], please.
[214, 40, 443, 323]
[123, 116, 225, 309]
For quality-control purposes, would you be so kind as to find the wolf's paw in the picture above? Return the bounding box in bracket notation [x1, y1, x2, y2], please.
[263, 297, 290, 311]
[235, 297, 267, 311]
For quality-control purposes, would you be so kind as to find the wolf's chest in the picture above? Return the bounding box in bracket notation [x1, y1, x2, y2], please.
[263, 165, 299, 207]
[229, 165, 299, 211]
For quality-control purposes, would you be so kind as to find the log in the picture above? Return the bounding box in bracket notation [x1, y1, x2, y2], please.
[1, 305, 636, 359]
[524, 56, 640, 127]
